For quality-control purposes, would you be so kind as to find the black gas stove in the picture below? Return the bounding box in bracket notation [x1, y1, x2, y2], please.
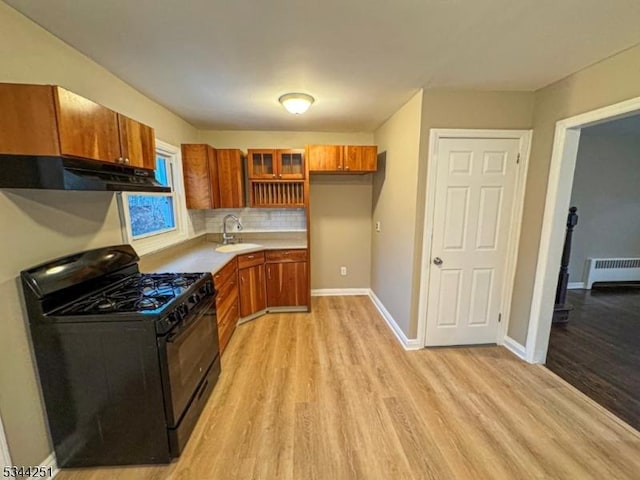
[21, 245, 221, 468]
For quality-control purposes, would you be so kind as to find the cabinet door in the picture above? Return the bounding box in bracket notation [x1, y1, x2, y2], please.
[277, 149, 305, 179]
[266, 262, 308, 307]
[343, 145, 378, 172]
[181, 144, 218, 209]
[247, 149, 276, 179]
[0, 84, 60, 156]
[344, 145, 378, 172]
[307, 144, 342, 172]
[216, 149, 246, 208]
[54, 87, 122, 164]
[118, 115, 156, 169]
[239, 265, 267, 317]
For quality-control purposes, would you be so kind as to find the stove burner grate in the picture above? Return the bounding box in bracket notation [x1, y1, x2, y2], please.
[57, 273, 205, 315]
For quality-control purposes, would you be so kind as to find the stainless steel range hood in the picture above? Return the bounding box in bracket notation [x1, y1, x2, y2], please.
[0, 154, 170, 193]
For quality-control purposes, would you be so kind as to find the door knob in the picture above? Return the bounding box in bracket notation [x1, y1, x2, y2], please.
[433, 257, 443, 266]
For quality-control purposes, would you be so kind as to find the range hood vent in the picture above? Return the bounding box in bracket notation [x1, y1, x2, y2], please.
[0, 154, 170, 193]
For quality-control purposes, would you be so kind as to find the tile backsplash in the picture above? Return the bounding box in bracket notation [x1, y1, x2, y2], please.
[188, 210, 207, 236]
[203, 208, 306, 233]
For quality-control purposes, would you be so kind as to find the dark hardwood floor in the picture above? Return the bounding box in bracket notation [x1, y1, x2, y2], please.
[546, 286, 640, 431]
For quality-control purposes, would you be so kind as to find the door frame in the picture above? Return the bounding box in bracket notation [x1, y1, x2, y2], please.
[417, 129, 532, 348]
[0, 412, 11, 468]
[526, 96, 640, 363]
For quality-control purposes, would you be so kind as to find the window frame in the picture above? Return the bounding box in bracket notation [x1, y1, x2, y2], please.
[119, 139, 189, 255]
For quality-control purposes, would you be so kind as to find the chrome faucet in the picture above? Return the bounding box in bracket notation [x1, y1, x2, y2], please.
[222, 214, 243, 245]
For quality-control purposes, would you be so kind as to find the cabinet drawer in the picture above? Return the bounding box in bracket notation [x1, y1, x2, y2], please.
[265, 249, 308, 263]
[216, 274, 238, 307]
[217, 284, 239, 321]
[218, 317, 236, 355]
[213, 258, 237, 287]
[237, 251, 265, 269]
[218, 295, 239, 329]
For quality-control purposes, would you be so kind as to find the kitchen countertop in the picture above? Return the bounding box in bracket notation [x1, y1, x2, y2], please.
[139, 232, 307, 276]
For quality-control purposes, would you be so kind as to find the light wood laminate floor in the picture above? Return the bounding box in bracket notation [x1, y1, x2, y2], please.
[58, 296, 640, 480]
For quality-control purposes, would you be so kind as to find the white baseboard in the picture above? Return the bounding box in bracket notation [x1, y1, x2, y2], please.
[29, 452, 58, 480]
[503, 335, 527, 361]
[311, 288, 370, 296]
[567, 282, 585, 289]
[367, 290, 423, 350]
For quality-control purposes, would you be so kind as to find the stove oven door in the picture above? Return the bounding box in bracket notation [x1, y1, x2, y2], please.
[159, 296, 220, 428]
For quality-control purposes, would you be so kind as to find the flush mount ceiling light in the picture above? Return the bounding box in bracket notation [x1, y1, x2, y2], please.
[278, 93, 315, 115]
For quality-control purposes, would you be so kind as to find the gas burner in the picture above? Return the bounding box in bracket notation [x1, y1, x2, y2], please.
[136, 297, 161, 310]
[97, 299, 117, 311]
[172, 277, 188, 287]
[57, 272, 207, 315]
[140, 277, 157, 287]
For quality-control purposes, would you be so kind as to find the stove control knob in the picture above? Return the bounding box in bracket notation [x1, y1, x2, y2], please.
[189, 293, 199, 304]
[201, 283, 213, 296]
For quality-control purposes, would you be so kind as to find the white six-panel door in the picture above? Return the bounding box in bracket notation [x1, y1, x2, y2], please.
[425, 137, 520, 346]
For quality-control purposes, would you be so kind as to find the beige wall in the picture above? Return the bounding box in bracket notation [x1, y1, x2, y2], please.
[198, 130, 375, 290]
[375, 89, 534, 338]
[310, 175, 372, 289]
[0, 2, 199, 467]
[568, 131, 640, 282]
[509, 44, 640, 345]
[372, 90, 424, 335]
[414, 90, 535, 338]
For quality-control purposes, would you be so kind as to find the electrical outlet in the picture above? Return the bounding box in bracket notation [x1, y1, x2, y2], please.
[375, 221, 381, 232]
[340, 266, 347, 276]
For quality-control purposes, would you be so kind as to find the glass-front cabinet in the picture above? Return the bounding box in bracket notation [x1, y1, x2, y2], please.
[247, 149, 305, 179]
[247, 149, 275, 179]
[278, 149, 304, 179]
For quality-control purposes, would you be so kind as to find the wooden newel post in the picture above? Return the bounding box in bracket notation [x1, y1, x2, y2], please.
[553, 206, 578, 325]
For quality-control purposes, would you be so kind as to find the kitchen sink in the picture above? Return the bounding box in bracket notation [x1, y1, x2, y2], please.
[215, 243, 262, 253]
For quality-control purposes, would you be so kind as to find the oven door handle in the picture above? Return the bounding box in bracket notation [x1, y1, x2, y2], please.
[165, 300, 212, 344]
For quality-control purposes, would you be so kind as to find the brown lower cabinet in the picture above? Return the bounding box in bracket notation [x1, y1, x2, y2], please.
[266, 262, 308, 307]
[213, 258, 239, 355]
[265, 249, 309, 307]
[237, 249, 309, 320]
[238, 264, 267, 318]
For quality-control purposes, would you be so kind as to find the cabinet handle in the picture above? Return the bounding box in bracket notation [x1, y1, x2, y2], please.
[278, 174, 282, 178]
[345, 165, 350, 170]
[248, 255, 254, 259]
[338, 164, 342, 169]
[284, 251, 289, 255]
[272, 174, 276, 178]
[267, 267, 271, 280]
[117, 157, 124, 164]
[124, 157, 130, 165]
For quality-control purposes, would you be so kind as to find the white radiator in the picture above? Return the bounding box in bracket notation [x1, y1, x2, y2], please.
[585, 257, 640, 289]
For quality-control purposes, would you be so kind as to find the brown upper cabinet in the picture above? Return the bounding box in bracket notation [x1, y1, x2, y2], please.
[181, 145, 245, 210]
[181, 144, 219, 209]
[307, 145, 378, 173]
[216, 149, 246, 208]
[0, 83, 156, 168]
[247, 149, 305, 180]
[117, 115, 156, 169]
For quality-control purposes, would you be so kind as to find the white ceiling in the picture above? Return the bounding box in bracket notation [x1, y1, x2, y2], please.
[5, 0, 640, 131]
